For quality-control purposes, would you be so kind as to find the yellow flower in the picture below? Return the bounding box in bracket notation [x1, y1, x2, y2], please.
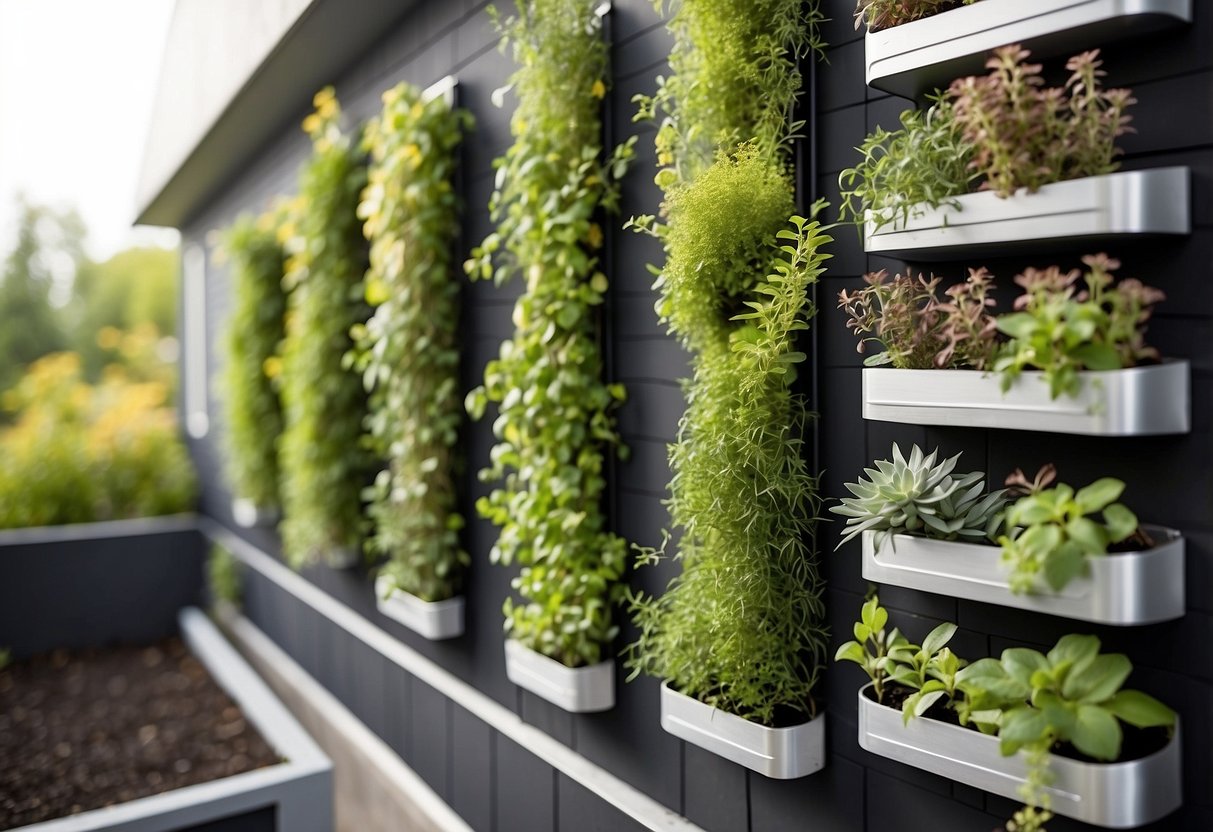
[590, 79, 606, 99]
[302, 113, 321, 135]
[365, 279, 390, 306]
[97, 326, 122, 351]
[587, 223, 603, 249]
[263, 356, 283, 380]
[313, 86, 336, 109]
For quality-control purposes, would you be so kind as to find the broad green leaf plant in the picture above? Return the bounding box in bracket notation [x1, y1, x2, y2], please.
[278, 88, 371, 569]
[625, 0, 832, 727]
[354, 82, 471, 603]
[216, 207, 287, 513]
[465, 1, 634, 668]
[837, 597, 1176, 832]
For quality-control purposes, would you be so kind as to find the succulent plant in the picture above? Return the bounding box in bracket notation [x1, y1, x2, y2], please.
[831, 443, 1006, 550]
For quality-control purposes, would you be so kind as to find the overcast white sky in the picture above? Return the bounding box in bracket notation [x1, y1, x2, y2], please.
[0, 0, 178, 261]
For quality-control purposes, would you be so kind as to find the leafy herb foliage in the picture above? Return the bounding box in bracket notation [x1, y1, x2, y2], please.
[217, 209, 287, 512]
[353, 83, 471, 603]
[465, 1, 633, 668]
[625, 0, 831, 727]
[278, 88, 371, 569]
[853, 0, 977, 32]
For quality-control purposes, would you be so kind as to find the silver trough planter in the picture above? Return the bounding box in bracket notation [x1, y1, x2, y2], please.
[503, 638, 614, 713]
[13, 608, 332, 832]
[858, 684, 1181, 828]
[660, 683, 825, 779]
[860, 528, 1185, 626]
[231, 498, 279, 529]
[374, 574, 464, 640]
[863, 168, 1190, 259]
[862, 362, 1190, 436]
[866, 0, 1192, 99]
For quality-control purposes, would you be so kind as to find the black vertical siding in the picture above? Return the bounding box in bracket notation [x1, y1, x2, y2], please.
[182, 0, 1213, 828]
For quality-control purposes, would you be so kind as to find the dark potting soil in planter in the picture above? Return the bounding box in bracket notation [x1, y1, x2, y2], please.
[0, 637, 279, 829]
[866, 685, 1170, 763]
[674, 684, 816, 729]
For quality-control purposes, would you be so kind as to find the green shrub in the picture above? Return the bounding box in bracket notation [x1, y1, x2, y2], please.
[207, 542, 243, 606]
[625, 0, 830, 726]
[464, 0, 634, 668]
[353, 82, 471, 602]
[216, 209, 287, 511]
[278, 88, 371, 569]
[0, 351, 196, 528]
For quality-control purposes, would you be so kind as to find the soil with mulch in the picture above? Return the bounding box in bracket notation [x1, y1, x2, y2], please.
[0, 637, 279, 829]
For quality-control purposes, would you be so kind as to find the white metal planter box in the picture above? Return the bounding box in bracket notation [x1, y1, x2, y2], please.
[863, 168, 1190, 259]
[13, 608, 332, 832]
[660, 683, 825, 779]
[373, 574, 464, 640]
[858, 684, 1182, 828]
[231, 498, 279, 529]
[860, 528, 1185, 625]
[504, 638, 614, 713]
[862, 362, 1190, 436]
[866, 0, 1192, 99]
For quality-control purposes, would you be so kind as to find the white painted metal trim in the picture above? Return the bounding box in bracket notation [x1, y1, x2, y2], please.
[201, 518, 704, 832]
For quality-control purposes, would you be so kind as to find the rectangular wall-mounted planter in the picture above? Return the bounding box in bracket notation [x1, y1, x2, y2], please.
[864, 167, 1190, 259]
[862, 362, 1190, 436]
[660, 683, 825, 779]
[866, 0, 1192, 99]
[13, 608, 332, 832]
[373, 574, 463, 640]
[503, 638, 614, 713]
[861, 528, 1184, 625]
[232, 498, 279, 528]
[858, 685, 1181, 828]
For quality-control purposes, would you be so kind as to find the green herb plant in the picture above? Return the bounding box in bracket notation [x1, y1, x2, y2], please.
[207, 543, 243, 607]
[278, 88, 371, 569]
[999, 465, 1142, 594]
[465, 1, 633, 668]
[837, 600, 1177, 832]
[625, 0, 831, 727]
[830, 443, 1006, 550]
[216, 207, 287, 513]
[854, 0, 978, 32]
[354, 82, 471, 603]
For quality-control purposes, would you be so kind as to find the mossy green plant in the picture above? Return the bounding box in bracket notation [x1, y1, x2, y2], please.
[353, 82, 471, 603]
[216, 207, 287, 513]
[625, 0, 831, 727]
[464, 1, 635, 668]
[278, 88, 371, 569]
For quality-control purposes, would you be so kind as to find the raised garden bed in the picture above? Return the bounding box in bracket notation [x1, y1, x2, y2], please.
[866, 0, 1192, 99]
[861, 362, 1190, 436]
[860, 527, 1185, 625]
[857, 683, 1182, 828]
[0, 608, 330, 832]
[863, 167, 1190, 259]
[503, 639, 614, 713]
[659, 683, 825, 779]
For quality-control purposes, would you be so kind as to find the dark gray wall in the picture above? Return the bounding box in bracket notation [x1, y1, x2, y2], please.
[183, 0, 1213, 829]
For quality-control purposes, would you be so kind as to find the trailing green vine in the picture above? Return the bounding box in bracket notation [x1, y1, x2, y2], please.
[353, 82, 471, 602]
[465, 1, 634, 668]
[217, 207, 287, 512]
[278, 88, 371, 569]
[625, 0, 831, 726]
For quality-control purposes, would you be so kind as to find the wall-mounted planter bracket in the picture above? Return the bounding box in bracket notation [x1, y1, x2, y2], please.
[866, 0, 1192, 99]
[858, 685, 1181, 828]
[860, 528, 1185, 625]
[660, 683, 825, 779]
[373, 574, 464, 640]
[504, 638, 614, 713]
[861, 362, 1189, 436]
[864, 168, 1189, 259]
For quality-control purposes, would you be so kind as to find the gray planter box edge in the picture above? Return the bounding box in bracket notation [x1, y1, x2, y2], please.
[373, 574, 464, 640]
[863, 167, 1190, 259]
[858, 684, 1182, 828]
[503, 638, 614, 713]
[866, 0, 1192, 99]
[14, 607, 331, 832]
[862, 361, 1190, 436]
[860, 527, 1185, 625]
[660, 682, 826, 779]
